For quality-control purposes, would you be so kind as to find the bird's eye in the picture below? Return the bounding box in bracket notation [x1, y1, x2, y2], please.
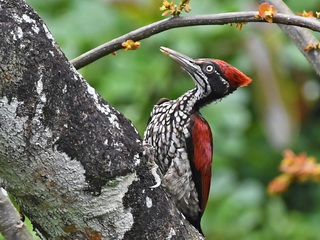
[204, 64, 215, 73]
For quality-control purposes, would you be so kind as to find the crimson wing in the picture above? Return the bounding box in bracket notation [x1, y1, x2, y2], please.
[187, 112, 213, 214]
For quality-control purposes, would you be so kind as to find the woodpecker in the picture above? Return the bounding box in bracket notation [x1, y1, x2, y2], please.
[143, 47, 251, 234]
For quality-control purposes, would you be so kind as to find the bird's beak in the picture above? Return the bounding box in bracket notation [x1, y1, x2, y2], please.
[160, 46, 199, 77]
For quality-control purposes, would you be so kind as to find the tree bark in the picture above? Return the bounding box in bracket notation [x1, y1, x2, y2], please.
[0, 188, 35, 240]
[0, 1, 203, 239]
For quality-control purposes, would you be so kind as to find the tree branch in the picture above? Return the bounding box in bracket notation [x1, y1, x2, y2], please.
[71, 12, 320, 70]
[257, 0, 320, 76]
[0, 188, 35, 240]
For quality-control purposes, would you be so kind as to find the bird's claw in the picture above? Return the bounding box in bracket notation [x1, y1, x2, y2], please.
[143, 143, 162, 188]
[149, 163, 161, 188]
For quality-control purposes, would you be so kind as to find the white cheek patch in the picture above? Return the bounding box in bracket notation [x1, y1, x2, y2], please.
[193, 73, 206, 89]
[185, 62, 211, 93]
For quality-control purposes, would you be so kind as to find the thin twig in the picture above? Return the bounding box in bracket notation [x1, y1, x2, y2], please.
[257, 0, 320, 76]
[70, 11, 320, 70]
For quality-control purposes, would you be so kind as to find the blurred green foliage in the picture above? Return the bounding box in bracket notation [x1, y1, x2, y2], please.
[2, 0, 320, 239]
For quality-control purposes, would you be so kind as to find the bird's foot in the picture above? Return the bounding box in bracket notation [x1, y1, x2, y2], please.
[149, 163, 161, 188]
[143, 143, 162, 188]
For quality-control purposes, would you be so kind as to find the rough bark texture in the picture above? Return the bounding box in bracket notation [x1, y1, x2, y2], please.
[0, 188, 35, 240]
[0, 0, 203, 239]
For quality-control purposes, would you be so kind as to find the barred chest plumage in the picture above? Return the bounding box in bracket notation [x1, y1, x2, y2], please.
[145, 91, 195, 172]
[143, 88, 203, 226]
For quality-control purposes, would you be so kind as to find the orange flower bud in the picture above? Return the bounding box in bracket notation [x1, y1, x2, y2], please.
[256, 3, 278, 23]
[267, 174, 292, 195]
[121, 40, 141, 51]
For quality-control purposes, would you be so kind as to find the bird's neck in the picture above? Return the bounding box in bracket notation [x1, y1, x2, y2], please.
[191, 87, 237, 111]
[177, 87, 209, 114]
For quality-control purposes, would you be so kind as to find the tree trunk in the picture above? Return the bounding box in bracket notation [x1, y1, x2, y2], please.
[0, 1, 203, 239]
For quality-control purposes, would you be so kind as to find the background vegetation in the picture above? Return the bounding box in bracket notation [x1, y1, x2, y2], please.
[2, 0, 320, 239]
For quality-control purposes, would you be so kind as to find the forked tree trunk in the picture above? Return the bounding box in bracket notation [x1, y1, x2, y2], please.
[0, 1, 203, 239]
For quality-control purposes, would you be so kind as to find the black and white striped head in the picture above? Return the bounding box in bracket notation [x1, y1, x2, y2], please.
[160, 46, 252, 109]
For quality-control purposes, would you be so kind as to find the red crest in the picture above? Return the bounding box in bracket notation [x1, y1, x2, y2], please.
[214, 59, 252, 88]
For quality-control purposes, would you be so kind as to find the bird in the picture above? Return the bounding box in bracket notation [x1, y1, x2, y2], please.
[143, 46, 252, 234]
